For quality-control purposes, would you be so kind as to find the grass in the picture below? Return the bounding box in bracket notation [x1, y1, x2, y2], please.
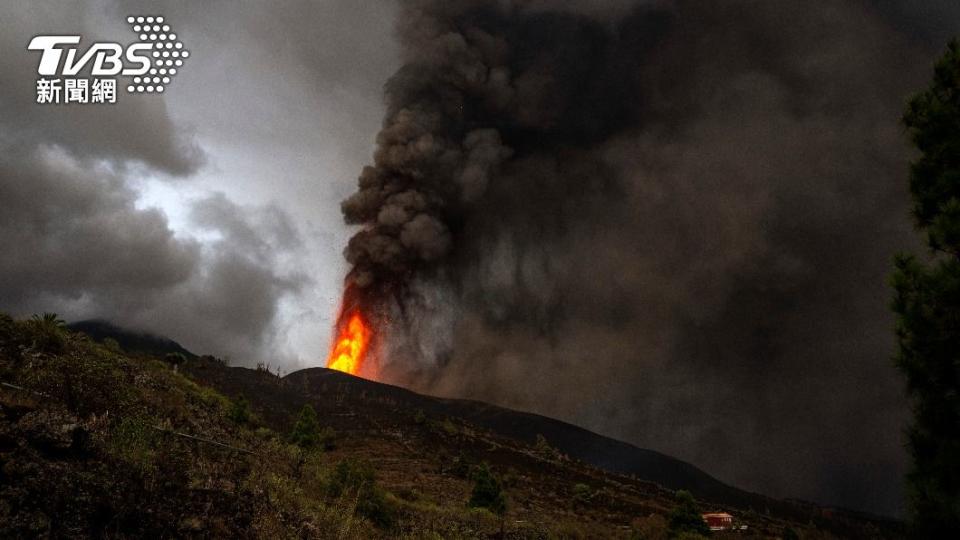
[0, 314, 392, 538]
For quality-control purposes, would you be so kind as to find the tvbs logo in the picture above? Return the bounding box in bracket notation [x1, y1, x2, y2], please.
[28, 15, 189, 105]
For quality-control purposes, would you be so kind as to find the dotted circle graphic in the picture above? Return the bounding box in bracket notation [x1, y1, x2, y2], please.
[125, 15, 188, 94]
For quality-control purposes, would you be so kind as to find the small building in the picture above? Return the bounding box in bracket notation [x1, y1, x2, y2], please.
[702, 512, 734, 531]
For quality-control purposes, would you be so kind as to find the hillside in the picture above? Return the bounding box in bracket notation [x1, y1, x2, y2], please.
[0, 315, 901, 538]
[66, 320, 197, 360]
[288, 369, 758, 506]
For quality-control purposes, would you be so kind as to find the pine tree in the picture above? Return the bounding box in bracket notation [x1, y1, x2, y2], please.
[894, 39, 960, 537]
[289, 404, 321, 449]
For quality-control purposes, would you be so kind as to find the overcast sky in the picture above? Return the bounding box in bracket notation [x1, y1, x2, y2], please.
[1, 0, 400, 370]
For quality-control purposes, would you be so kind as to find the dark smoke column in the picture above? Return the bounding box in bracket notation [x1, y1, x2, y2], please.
[336, 0, 513, 371]
[330, 0, 927, 516]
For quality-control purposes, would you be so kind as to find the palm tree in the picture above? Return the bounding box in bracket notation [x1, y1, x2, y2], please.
[27, 312, 66, 353]
[30, 312, 65, 329]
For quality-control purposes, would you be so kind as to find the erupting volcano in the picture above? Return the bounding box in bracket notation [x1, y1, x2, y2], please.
[325, 300, 372, 377]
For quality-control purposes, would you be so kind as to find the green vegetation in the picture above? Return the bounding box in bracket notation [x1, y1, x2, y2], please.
[228, 395, 251, 425]
[326, 459, 395, 528]
[535, 433, 562, 461]
[290, 403, 321, 448]
[0, 314, 385, 537]
[109, 417, 161, 471]
[667, 490, 710, 538]
[895, 38, 960, 537]
[164, 352, 187, 372]
[25, 312, 67, 353]
[103, 337, 122, 353]
[31, 312, 65, 328]
[468, 463, 507, 516]
[290, 403, 337, 451]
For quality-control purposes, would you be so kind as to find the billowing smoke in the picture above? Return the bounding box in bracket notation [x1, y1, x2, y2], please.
[339, 0, 946, 516]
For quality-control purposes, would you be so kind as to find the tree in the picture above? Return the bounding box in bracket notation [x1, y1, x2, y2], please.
[468, 462, 507, 516]
[667, 491, 709, 538]
[895, 39, 960, 537]
[27, 312, 66, 353]
[289, 404, 321, 449]
[228, 395, 251, 425]
[31, 312, 65, 328]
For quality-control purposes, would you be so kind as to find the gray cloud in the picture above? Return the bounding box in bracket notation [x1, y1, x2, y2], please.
[0, 1, 315, 366]
[110, 193, 307, 363]
[0, 145, 199, 304]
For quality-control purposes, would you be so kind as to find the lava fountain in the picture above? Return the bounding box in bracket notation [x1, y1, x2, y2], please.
[326, 285, 374, 377]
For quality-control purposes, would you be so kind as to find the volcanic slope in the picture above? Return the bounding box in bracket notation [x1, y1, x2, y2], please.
[188, 362, 900, 538]
[0, 316, 899, 538]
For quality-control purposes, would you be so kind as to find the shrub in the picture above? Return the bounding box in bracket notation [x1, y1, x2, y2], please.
[535, 433, 562, 461]
[631, 513, 669, 540]
[668, 491, 710, 538]
[326, 459, 395, 528]
[109, 417, 160, 474]
[103, 338, 122, 353]
[164, 352, 187, 372]
[0, 313, 21, 361]
[573, 483, 593, 505]
[468, 463, 507, 516]
[228, 395, 251, 425]
[317, 426, 337, 451]
[450, 451, 474, 478]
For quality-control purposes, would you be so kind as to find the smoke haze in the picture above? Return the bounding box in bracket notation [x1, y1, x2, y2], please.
[339, 0, 957, 516]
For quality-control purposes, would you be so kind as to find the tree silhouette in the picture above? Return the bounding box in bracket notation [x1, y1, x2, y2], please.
[895, 38, 960, 536]
[31, 312, 65, 328]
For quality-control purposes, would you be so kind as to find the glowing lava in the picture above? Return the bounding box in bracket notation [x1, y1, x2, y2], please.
[326, 311, 371, 376]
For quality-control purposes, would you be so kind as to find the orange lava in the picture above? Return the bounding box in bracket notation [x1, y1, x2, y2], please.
[326, 311, 371, 376]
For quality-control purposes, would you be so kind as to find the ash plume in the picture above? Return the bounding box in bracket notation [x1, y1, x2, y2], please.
[339, 0, 948, 516]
